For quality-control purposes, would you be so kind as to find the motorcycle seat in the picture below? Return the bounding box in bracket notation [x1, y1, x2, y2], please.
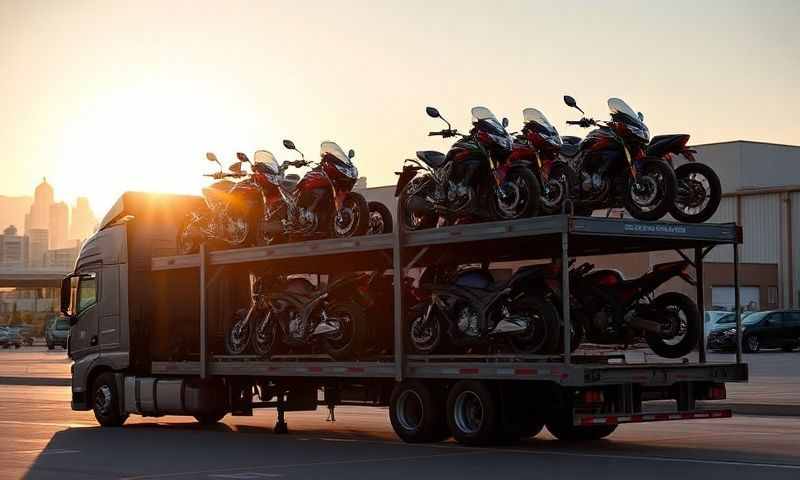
[559, 144, 580, 158]
[280, 174, 300, 192]
[416, 150, 447, 168]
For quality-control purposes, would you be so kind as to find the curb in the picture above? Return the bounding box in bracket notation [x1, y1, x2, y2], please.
[0, 377, 70, 387]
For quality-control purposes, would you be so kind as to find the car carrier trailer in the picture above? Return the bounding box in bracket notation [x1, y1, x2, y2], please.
[63, 193, 747, 446]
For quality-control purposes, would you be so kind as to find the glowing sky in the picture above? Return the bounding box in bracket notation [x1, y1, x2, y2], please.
[1, 0, 798, 215]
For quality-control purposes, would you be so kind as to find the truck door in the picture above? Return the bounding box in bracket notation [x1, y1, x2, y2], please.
[69, 268, 101, 359]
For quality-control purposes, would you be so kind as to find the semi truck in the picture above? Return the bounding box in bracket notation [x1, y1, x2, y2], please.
[62, 192, 748, 445]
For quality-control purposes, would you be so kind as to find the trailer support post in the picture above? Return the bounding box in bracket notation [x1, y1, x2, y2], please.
[561, 227, 571, 364]
[275, 394, 288, 434]
[393, 203, 405, 381]
[734, 242, 742, 364]
[200, 242, 208, 379]
[695, 247, 706, 364]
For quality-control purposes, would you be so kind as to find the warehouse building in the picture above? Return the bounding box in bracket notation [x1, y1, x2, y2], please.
[358, 140, 800, 311]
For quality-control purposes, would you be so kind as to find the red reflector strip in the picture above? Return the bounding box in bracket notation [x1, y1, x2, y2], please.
[459, 368, 480, 374]
[346, 367, 365, 373]
[577, 409, 731, 426]
[307, 367, 323, 373]
[514, 368, 538, 375]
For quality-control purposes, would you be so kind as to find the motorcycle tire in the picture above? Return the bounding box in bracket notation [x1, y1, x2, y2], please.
[509, 296, 560, 355]
[407, 307, 448, 354]
[330, 192, 370, 238]
[492, 167, 542, 220]
[542, 161, 577, 215]
[251, 310, 278, 358]
[645, 292, 700, 359]
[321, 301, 367, 360]
[177, 214, 202, 255]
[367, 201, 394, 234]
[225, 308, 252, 355]
[623, 158, 676, 222]
[669, 162, 721, 224]
[398, 176, 437, 231]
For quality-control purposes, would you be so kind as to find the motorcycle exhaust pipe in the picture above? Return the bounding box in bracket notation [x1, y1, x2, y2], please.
[490, 316, 529, 335]
[628, 317, 669, 335]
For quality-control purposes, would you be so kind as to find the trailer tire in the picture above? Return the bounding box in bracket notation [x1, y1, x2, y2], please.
[91, 372, 128, 427]
[194, 411, 227, 425]
[389, 380, 449, 443]
[446, 380, 501, 446]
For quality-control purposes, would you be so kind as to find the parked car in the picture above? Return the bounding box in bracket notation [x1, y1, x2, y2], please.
[45, 316, 70, 350]
[707, 310, 800, 353]
[0, 326, 22, 349]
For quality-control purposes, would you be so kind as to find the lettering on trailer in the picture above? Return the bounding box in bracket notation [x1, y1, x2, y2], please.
[623, 223, 688, 235]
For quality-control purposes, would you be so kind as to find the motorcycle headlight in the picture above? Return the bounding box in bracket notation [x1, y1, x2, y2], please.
[335, 162, 358, 179]
[490, 134, 513, 151]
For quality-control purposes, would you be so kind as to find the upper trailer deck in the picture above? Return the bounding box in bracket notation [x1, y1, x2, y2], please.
[151, 215, 741, 274]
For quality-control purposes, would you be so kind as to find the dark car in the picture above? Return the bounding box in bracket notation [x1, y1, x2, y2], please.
[707, 310, 800, 353]
[0, 326, 22, 349]
[45, 316, 70, 350]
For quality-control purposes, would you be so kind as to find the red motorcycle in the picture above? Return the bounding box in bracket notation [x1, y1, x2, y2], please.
[395, 106, 541, 230]
[250, 140, 369, 244]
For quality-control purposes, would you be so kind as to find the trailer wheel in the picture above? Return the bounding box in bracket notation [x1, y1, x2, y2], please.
[446, 380, 501, 446]
[194, 411, 227, 425]
[546, 410, 617, 441]
[389, 380, 449, 443]
[91, 372, 128, 427]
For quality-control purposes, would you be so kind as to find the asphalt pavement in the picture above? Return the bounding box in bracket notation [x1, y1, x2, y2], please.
[1, 384, 799, 479]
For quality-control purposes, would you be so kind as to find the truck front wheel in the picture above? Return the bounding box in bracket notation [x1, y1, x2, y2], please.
[91, 372, 128, 427]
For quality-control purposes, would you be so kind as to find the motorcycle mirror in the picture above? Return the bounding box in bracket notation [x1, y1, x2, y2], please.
[502, 117, 509, 128]
[425, 106, 440, 119]
[282, 139, 296, 151]
[206, 152, 219, 163]
[638, 112, 645, 121]
[563, 95, 585, 114]
[236, 152, 251, 164]
[348, 149, 355, 159]
[228, 162, 242, 173]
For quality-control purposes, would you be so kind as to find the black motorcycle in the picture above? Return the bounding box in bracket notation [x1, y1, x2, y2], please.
[395, 106, 541, 230]
[407, 265, 559, 355]
[234, 273, 369, 360]
[557, 96, 677, 220]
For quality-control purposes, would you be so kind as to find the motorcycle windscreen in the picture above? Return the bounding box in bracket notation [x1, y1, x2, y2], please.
[253, 150, 280, 175]
[523, 108, 562, 144]
[471, 106, 506, 135]
[321, 141, 358, 178]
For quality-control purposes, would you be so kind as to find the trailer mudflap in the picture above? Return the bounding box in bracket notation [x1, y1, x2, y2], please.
[574, 408, 731, 426]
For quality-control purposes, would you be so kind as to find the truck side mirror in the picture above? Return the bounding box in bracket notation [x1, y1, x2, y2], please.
[60, 276, 72, 316]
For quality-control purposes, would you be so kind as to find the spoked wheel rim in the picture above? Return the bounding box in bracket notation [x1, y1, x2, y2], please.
[368, 210, 385, 234]
[253, 312, 275, 356]
[496, 175, 531, 219]
[94, 385, 113, 416]
[227, 318, 251, 354]
[335, 199, 360, 237]
[453, 390, 484, 434]
[410, 314, 440, 353]
[396, 390, 424, 431]
[661, 305, 689, 346]
[630, 174, 661, 209]
[324, 310, 354, 350]
[675, 173, 711, 217]
[510, 307, 548, 353]
[542, 177, 566, 211]
[225, 216, 249, 245]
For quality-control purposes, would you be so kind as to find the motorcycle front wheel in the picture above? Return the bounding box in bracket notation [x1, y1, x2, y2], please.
[367, 201, 394, 234]
[492, 168, 542, 220]
[623, 158, 676, 221]
[225, 308, 252, 355]
[398, 176, 437, 231]
[330, 192, 370, 238]
[407, 307, 448, 354]
[321, 302, 367, 360]
[645, 292, 700, 359]
[669, 162, 721, 223]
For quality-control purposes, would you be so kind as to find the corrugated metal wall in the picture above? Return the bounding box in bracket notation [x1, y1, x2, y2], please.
[704, 194, 781, 264]
[791, 192, 800, 307]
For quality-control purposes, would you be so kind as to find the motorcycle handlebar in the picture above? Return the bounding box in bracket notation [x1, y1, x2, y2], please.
[566, 120, 582, 126]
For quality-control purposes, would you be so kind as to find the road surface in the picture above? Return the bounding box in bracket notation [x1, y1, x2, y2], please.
[2, 385, 799, 480]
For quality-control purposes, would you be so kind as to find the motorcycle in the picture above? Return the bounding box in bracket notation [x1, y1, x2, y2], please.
[395, 106, 541, 230]
[406, 265, 560, 355]
[647, 133, 721, 223]
[178, 153, 256, 254]
[260, 140, 369, 242]
[536, 259, 701, 358]
[557, 96, 677, 220]
[225, 273, 369, 360]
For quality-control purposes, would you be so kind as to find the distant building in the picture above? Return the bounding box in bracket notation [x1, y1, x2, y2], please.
[0, 225, 29, 268]
[44, 245, 79, 269]
[0, 196, 32, 235]
[70, 196, 97, 242]
[48, 201, 69, 249]
[27, 228, 49, 267]
[26, 178, 54, 235]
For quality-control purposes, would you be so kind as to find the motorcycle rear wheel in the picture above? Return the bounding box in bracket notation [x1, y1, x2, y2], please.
[623, 158, 676, 221]
[670, 162, 721, 223]
[367, 201, 394, 234]
[542, 162, 577, 215]
[322, 302, 367, 360]
[399, 177, 437, 231]
[645, 292, 700, 359]
[509, 296, 560, 355]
